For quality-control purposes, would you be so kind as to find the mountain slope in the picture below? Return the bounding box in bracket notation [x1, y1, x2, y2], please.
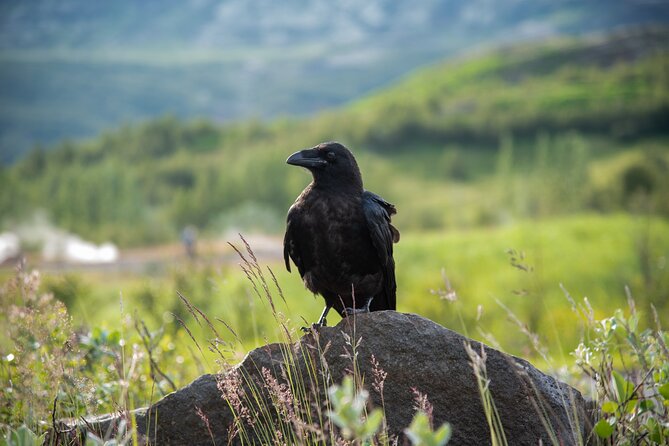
[1, 0, 668, 162]
[2, 29, 668, 245]
[326, 27, 669, 149]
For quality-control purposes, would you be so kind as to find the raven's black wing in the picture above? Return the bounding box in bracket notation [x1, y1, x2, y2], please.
[362, 191, 399, 310]
[283, 205, 305, 276]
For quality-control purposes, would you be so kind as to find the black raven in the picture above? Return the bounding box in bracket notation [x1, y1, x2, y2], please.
[284, 142, 400, 327]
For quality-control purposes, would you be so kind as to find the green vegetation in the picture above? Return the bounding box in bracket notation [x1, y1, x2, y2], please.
[3, 1, 664, 161]
[572, 299, 669, 444]
[9, 215, 662, 366]
[1, 28, 668, 444]
[2, 239, 668, 444]
[2, 28, 668, 245]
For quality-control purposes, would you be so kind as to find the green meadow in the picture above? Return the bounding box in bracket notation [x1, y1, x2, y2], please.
[1, 28, 669, 441]
[32, 213, 669, 368]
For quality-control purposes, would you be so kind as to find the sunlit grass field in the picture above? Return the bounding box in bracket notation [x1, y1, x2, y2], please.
[6, 139, 668, 440]
[3, 212, 668, 442]
[30, 213, 668, 375]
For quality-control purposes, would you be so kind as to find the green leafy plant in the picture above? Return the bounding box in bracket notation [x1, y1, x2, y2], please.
[568, 288, 669, 444]
[327, 375, 384, 443]
[1, 425, 44, 446]
[404, 412, 451, 446]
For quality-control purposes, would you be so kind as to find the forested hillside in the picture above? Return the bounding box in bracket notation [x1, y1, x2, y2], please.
[2, 28, 668, 246]
[2, 0, 668, 161]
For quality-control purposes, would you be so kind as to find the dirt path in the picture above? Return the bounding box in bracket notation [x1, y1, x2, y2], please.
[0, 235, 284, 275]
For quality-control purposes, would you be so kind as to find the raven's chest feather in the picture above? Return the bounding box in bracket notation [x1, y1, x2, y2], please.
[296, 190, 379, 275]
[302, 192, 363, 229]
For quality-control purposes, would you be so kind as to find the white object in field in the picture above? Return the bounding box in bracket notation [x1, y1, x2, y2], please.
[0, 232, 20, 263]
[43, 235, 119, 264]
[63, 237, 119, 263]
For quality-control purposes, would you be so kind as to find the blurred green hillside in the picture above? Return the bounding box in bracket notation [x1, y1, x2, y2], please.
[3, 0, 668, 162]
[2, 28, 669, 434]
[2, 28, 667, 246]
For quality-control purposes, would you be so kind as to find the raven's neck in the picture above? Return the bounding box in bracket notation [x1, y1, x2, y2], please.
[311, 172, 363, 195]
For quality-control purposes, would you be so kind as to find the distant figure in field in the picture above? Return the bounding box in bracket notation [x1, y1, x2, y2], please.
[181, 225, 198, 259]
[283, 142, 400, 328]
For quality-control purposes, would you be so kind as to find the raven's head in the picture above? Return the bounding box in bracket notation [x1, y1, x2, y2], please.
[287, 142, 363, 190]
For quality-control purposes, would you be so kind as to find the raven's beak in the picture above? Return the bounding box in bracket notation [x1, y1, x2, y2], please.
[286, 149, 327, 168]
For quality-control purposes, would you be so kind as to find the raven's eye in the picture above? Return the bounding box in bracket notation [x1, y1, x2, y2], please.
[326, 151, 336, 161]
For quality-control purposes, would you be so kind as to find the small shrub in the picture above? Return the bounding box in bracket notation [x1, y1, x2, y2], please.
[0, 265, 185, 439]
[568, 288, 669, 444]
[0, 266, 83, 431]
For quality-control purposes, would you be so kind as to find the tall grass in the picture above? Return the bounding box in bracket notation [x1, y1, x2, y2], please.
[463, 342, 508, 446]
[2, 235, 668, 444]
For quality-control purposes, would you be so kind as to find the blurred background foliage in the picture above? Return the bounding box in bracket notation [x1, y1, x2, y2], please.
[2, 26, 667, 356]
[2, 28, 668, 245]
[2, 0, 668, 162]
[0, 1, 668, 435]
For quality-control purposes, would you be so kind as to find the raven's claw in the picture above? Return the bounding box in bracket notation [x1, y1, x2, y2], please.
[301, 320, 327, 332]
[344, 296, 374, 316]
[344, 307, 367, 316]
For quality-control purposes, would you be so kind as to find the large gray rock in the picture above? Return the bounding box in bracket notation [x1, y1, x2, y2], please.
[51, 312, 592, 445]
